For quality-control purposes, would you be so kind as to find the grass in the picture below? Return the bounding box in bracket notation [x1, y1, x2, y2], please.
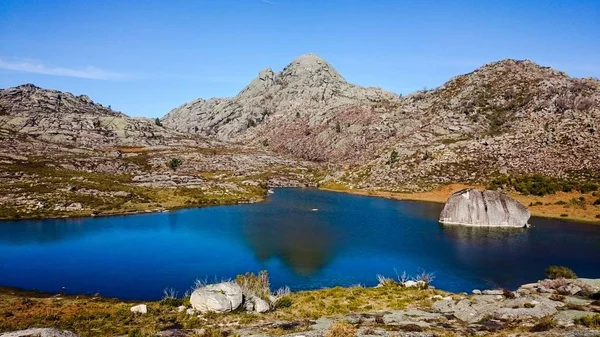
[0, 280, 443, 337]
[574, 314, 600, 328]
[0, 158, 268, 221]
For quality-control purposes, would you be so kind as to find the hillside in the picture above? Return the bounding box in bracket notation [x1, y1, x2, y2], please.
[0, 85, 317, 220]
[162, 55, 600, 191]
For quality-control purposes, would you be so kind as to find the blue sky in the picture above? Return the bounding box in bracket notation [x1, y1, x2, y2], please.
[1, 0, 599, 118]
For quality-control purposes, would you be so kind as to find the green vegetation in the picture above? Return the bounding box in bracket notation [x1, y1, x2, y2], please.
[488, 174, 598, 196]
[165, 158, 183, 170]
[273, 296, 292, 309]
[574, 314, 600, 328]
[335, 121, 341, 133]
[545, 265, 577, 279]
[387, 149, 399, 167]
[154, 118, 162, 127]
[529, 316, 557, 332]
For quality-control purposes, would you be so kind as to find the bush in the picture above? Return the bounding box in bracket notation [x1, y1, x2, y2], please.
[487, 174, 599, 196]
[235, 270, 271, 300]
[273, 296, 292, 309]
[574, 314, 600, 328]
[580, 182, 599, 194]
[166, 158, 183, 170]
[545, 265, 577, 279]
[154, 118, 162, 127]
[325, 321, 357, 337]
[530, 316, 557, 332]
[593, 198, 600, 205]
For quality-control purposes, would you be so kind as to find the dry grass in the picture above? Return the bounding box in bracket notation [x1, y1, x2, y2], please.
[325, 321, 357, 337]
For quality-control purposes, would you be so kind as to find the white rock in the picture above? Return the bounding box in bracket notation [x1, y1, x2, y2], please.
[130, 304, 147, 314]
[253, 296, 270, 313]
[190, 282, 243, 313]
[403, 280, 418, 287]
[177, 305, 187, 312]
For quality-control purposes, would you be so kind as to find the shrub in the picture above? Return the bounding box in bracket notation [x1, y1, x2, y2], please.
[235, 270, 271, 300]
[273, 296, 292, 309]
[325, 321, 357, 337]
[166, 158, 183, 170]
[160, 287, 182, 307]
[154, 118, 162, 126]
[593, 198, 600, 205]
[530, 316, 557, 332]
[545, 265, 577, 279]
[580, 182, 599, 193]
[335, 121, 341, 133]
[387, 149, 399, 167]
[574, 314, 600, 328]
[560, 213, 568, 217]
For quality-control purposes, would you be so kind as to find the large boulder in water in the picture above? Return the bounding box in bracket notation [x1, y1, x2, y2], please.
[439, 189, 530, 227]
[190, 282, 243, 313]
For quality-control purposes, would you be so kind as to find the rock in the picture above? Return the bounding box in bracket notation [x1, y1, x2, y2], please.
[403, 280, 419, 287]
[0, 329, 80, 337]
[482, 289, 504, 295]
[177, 305, 186, 312]
[253, 296, 271, 313]
[559, 284, 582, 295]
[185, 308, 195, 315]
[130, 304, 147, 314]
[554, 310, 597, 326]
[472, 289, 482, 295]
[190, 282, 243, 313]
[439, 189, 530, 227]
[65, 203, 83, 211]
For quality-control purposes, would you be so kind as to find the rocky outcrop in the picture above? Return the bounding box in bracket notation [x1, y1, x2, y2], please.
[439, 189, 530, 227]
[0, 328, 80, 337]
[190, 282, 243, 313]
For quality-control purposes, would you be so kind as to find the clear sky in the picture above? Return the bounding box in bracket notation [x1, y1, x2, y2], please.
[1, 0, 599, 118]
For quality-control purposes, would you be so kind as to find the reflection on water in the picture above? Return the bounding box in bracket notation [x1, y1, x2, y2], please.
[1, 188, 599, 300]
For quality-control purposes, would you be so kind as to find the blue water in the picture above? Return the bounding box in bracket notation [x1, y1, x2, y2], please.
[1, 188, 599, 300]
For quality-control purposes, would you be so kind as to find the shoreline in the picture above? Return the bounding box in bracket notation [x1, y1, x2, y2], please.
[319, 184, 600, 225]
[1, 184, 599, 224]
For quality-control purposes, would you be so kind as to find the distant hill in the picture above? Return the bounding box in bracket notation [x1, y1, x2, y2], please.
[0, 84, 204, 147]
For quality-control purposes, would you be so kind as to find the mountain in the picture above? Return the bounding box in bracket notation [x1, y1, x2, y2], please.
[0, 84, 204, 148]
[162, 56, 600, 190]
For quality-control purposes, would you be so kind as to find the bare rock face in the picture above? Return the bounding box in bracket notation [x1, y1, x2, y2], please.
[439, 189, 530, 227]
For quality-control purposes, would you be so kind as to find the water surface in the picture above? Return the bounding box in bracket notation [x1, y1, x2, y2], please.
[1, 188, 599, 300]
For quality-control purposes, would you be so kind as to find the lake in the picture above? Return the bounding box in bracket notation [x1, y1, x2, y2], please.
[1, 188, 599, 300]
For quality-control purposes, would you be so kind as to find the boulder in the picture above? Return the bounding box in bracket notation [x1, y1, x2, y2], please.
[439, 189, 530, 227]
[0, 328, 80, 337]
[130, 304, 147, 314]
[190, 282, 243, 313]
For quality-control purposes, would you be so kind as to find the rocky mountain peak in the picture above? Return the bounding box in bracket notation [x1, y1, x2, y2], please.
[280, 53, 345, 83]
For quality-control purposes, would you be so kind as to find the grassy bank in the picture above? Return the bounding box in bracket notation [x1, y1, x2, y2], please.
[0, 284, 442, 337]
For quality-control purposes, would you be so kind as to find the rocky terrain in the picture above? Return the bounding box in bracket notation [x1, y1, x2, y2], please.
[163, 55, 600, 192]
[1, 274, 599, 337]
